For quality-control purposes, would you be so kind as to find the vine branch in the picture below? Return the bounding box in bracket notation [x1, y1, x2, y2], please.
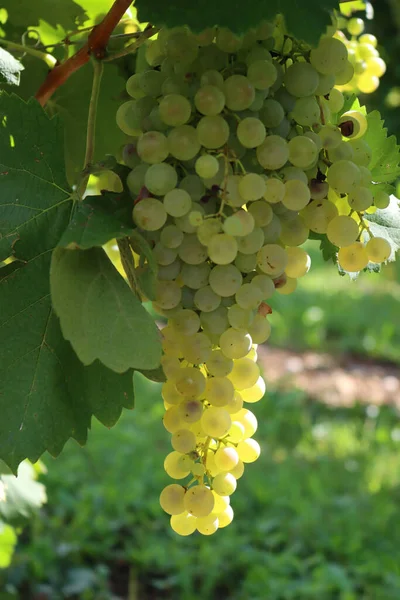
[35, 0, 133, 106]
[77, 59, 104, 199]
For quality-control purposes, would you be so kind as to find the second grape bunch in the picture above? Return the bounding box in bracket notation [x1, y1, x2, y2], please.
[116, 18, 392, 536]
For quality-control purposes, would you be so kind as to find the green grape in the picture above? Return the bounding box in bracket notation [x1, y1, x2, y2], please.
[348, 17, 365, 36]
[347, 186, 373, 211]
[165, 30, 199, 65]
[374, 190, 390, 209]
[237, 117, 266, 149]
[235, 252, 257, 273]
[276, 275, 297, 295]
[237, 439, 261, 463]
[326, 215, 359, 247]
[179, 174, 206, 201]
[328, 88, 344, 113]
[168, 125, 201, 160]
[285, 246, 311, 277]
[338, 110, 367, 139]
[252, 273, 275, 298]
[181, 332, 212, 364]
[160, 224, 184, 248]
[175, 367, 206, 398]
[216, 27, 242, 52]
[162, 380, 183, 405]
[208, 234, 238, 265]
[180, 264, 210, 291]
[257, 244, 288, 276]
[179, 399, 204, 423]
[126, 73, 146, 99]
[282, 179, 311, 210]
[327, 160, 361, 194]
[238, 172, 266, 201]
[212, 472, 237, 497]
[200, 69, 224, 89]
[208, 264, 243, 297]
[237, 228, 264, 255]
[137, 131, 169, 164]
[228, 358, 260, 391]
[288, 136, 319, 169]
[219, 327, 252, 359]
[284, 61, 319, 97]
[194, 85, 225, 116]
[301, 199, 338, 233]
[145, 38, 165, 66]
[155, 280, 182, 309]
[145, 163, 178, 195]
[170, 512, 197, 536]
[291, 96, 320, 127]
[314, 72, 335, 96]
[162, 75, 190, 96]
[338, 242, 369, 272]
[171, 429, 197, 453]
[205, 349, 234, 377]
[227, 304, 254, 329]
[200, 306, 229, 334]
[235, 283, 262, 310]
[158, 260, 182, 281]
[201, 407, 232, 438]
[318, 125, 342, 150]
[159, 484, 186, 515]
[197, 115, 230, 149]
[205, 376, 235, 407]
[164, 451, 191, 479]
[257, 135, 289, 170]
[259, 99, 285, 128]
[224, 75, 256, 111]
[247, 200, 273, 227]
[194, 285, 221, 312]
[348, 139, 371, 167]
[170, 309, 201, 335]
[184, 485, 215, 517]
[247, 60, 277, 90]
[195, 154, 219, 178]
[132, 198, 167, 231]
[214, 447, 239, 471]
[196, 514, 219, 535]
[126, 164, 149, 196]
[263, 177, 285, 204]
[310, 37, 348, 74]
[280, 215, 309, 246]
[197, 218, 222, 245]
[223, 211, 255, 237]
[139, 70, 166, 97]
[366, 237, 391, 263]
[116, 100, 142, 136]
[178, 234, 208, 265]
[248, 314, 271, 343]
[153, 242, 178, 266]
[281, 166, 308, 184]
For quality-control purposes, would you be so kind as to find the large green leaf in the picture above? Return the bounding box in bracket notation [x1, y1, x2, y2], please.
[0, 93, 71, 259]
[134, 0, 340, 44]
[0, 48, 24, 86]
[50, 246, 162, 373]
[58, 186, 135, 249]
[1, 0, 86, 29]
[0, 250, 136, 471]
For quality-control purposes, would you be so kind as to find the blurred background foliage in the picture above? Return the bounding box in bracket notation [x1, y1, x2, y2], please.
[1, 0, 400, 598]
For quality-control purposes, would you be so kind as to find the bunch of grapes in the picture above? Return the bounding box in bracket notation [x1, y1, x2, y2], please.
[334, 16, 386, 94]
[115, 20, 392, 536]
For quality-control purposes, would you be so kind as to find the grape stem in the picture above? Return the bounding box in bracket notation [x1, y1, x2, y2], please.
[77, 58, 104, 199]
[35, 0, 136, 106]
[0, 39, 57, 68]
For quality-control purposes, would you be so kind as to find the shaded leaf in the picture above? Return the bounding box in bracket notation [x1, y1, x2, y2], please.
[1, 0, 86, 30]
[50, 247, 162, 373]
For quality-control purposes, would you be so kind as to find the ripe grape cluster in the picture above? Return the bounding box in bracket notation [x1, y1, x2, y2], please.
[116, 20, 392, 535]
[335, 16, 386, 94]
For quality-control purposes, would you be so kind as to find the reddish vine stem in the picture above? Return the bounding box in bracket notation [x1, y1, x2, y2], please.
[35, 0, 133, 106]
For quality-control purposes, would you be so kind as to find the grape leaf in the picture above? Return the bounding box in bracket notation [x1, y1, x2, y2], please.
[0, 48, 24, 86]
[363, 110, 400, 184]
[1, 0, 86, 30]
[365, 196, 400, 261]
[0, 93, 71, 260]
[50, 246, 162, 373]
[0, 247, 136, 472]
[58, 188, 135, 249]
[134, 0, 340, 44]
